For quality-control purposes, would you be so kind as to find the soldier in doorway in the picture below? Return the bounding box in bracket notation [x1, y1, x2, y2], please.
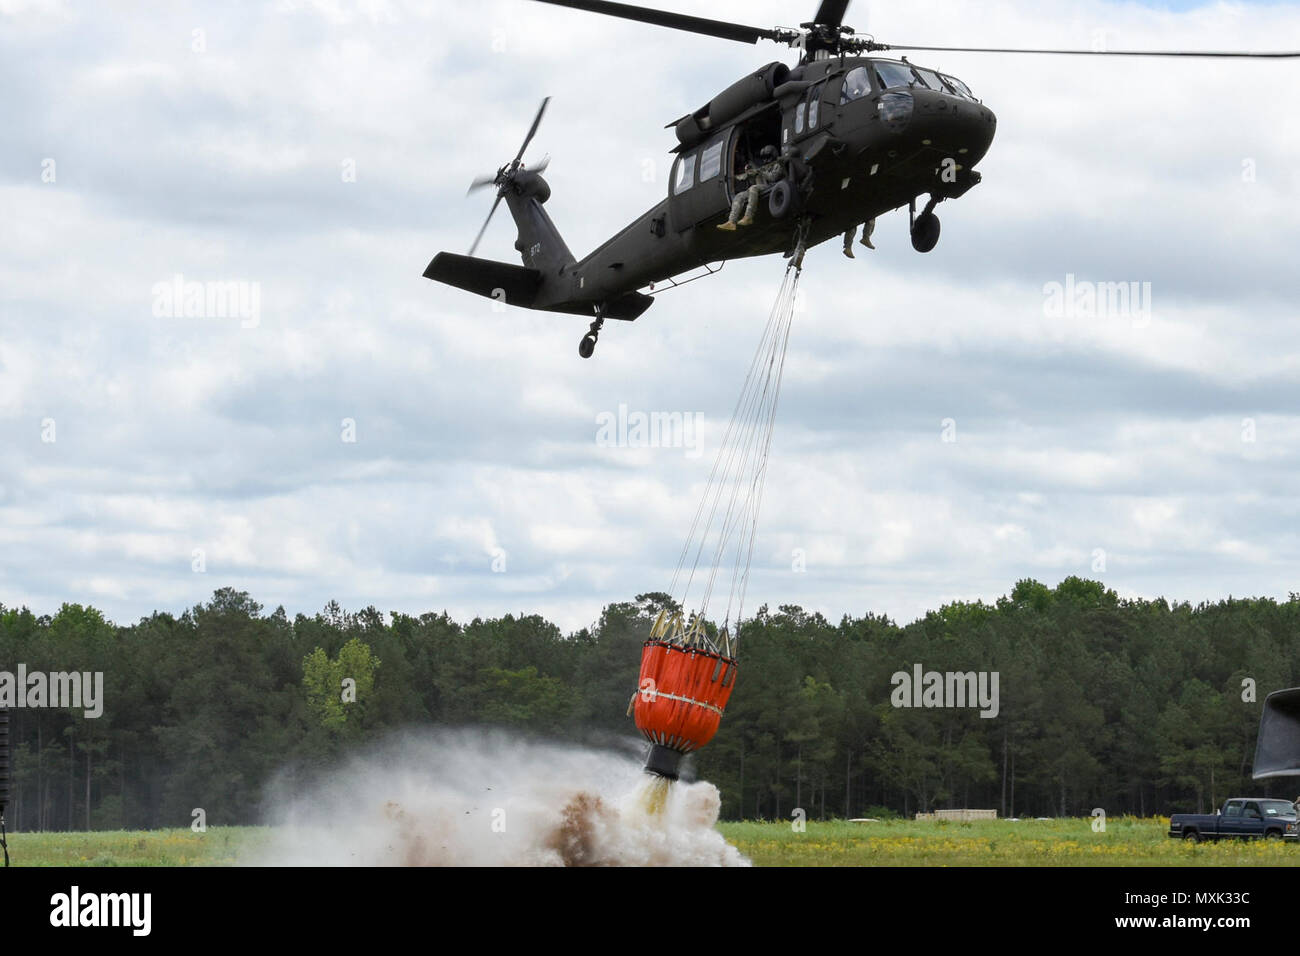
[718, 145, 787, 231]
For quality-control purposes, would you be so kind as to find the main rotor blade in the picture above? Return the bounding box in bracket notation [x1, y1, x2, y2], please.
[468, 173, 499, 194]
[812, 0, 850, 29]
[531, 0, 782, 45]
[469, 193, 503, 257]
[882, 43, 1300, 58]
[514, 97, 551, 167]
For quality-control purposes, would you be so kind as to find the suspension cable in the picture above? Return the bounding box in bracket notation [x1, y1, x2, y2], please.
[665, 258, 801, 655]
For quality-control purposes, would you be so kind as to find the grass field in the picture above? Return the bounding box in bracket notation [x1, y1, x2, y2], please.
[4, 816, 1298, 866]
[721, 817, 1300, 866]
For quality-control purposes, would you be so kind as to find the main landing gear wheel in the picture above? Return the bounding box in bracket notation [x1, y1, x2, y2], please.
[911, 211, 941, 253]
[579, 309, 605, 359]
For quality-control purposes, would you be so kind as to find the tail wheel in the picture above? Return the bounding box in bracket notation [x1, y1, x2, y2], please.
[578, 333, 597, 359]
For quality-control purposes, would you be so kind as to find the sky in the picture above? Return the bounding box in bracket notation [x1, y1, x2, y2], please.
[1, 0, 1298, 633]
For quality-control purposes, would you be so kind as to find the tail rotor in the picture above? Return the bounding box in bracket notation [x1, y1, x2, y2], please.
[465, 97, 551, 256]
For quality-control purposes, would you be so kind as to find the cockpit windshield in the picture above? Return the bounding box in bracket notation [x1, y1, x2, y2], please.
[874, 61, 919, 90]
[871, 60, 978, 101]
[914, 68, 950, 93]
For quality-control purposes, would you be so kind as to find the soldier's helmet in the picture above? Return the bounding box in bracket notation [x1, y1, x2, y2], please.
[760, 145, 777, 161]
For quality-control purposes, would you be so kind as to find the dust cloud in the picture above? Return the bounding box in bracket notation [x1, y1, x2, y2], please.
[251, 729, 749, 866]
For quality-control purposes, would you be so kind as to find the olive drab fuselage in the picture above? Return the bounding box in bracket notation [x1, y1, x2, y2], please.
[424, 54, 996, 335]
[538, 56, 995, 315]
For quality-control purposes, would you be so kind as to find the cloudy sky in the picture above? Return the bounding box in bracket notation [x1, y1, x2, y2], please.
[2, 0, 1298, 632]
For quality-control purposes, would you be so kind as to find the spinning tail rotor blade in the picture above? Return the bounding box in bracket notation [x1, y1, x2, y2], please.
[514, 96, 551, 166]
[467, 99, 551, 253]
[468, 193, 503, 257]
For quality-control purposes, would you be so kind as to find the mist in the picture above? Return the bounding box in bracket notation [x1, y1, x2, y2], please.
[250, 729, 749, 866]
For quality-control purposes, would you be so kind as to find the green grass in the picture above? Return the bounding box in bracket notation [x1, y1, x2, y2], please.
[3, 827, 262, 866]
[4, 818, 1294, 865]
[718, 817, 1300, 866]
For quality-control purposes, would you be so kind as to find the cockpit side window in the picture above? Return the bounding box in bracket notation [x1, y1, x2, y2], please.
[674, 152, 696, 194]
[875, 61, 919, 90]
[838, 66, 872, 104]
[942, 74, 976, 100]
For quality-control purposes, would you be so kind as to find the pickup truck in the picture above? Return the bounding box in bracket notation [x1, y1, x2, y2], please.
[1169, 798, 1299, 842]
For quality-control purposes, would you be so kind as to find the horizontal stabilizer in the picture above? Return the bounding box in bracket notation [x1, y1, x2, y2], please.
[423, 252, 542, 309]
[424, 251, 654, 321]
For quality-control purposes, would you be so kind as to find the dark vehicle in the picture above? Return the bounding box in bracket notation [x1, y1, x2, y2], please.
[1168, 798, 1298, 843]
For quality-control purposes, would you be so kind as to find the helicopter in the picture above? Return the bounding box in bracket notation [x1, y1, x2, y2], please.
[423, 0, 1298, 358]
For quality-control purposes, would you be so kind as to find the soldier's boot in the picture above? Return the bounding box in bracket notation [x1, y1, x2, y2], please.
[843, 242, 855, 259]
[717, 220, 737, 232]
[861, 219, 877, 250]
[738, 214, 755, 227]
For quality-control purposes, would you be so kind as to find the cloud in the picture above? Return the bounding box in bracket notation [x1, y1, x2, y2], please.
[2, 0, 1299, 631]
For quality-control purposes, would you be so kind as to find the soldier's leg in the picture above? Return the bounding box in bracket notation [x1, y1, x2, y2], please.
[739, 185, 760, 226]
[718, 193, 748, 230]
[843, 225, 857, 258]
[860, 217, 877, 249]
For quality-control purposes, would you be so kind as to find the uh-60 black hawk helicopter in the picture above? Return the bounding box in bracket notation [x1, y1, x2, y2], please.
[424, 0, 1298, 358]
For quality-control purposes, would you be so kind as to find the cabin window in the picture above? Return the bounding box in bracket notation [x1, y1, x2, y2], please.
[875, 61, 919, 90]
[1223, 801, 1243, 818]
[699, 137, 725, 181]
[807, 85, 822, 128]
[794, 102, 806, 135]
[839, 66, 872, 104]
[674, 153, 696, 194]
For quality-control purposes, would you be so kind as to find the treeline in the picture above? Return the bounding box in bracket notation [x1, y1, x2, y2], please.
[1, 578, 1298, 830]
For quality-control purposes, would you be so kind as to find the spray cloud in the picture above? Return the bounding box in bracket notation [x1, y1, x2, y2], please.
[253, 729, 749, 867]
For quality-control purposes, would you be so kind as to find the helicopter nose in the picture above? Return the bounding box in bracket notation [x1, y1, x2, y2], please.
[908, 90, 997, 165]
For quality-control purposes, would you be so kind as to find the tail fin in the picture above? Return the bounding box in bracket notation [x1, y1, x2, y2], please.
[501, 170, 576, 275]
